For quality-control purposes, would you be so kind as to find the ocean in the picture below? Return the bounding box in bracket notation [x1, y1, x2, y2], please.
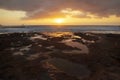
[0, 25, 120, 33]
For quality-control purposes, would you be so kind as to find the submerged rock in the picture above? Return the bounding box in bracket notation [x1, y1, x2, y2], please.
[47, 58, 91, 79]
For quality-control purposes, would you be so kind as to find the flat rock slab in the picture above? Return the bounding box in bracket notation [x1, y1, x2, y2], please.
[47, 58, 91, 78]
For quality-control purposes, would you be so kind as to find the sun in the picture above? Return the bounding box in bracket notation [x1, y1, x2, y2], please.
[54, 18, 64, 24]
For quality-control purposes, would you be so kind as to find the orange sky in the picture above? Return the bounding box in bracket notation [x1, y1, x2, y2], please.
[0, 9, 120, 25]
[0, 0, 120, 26]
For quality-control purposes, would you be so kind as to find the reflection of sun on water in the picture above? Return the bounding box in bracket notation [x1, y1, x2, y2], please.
[43, 32, 73, 37]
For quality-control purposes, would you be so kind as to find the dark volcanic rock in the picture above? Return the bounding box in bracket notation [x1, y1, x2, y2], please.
[0, 32, 120, 80]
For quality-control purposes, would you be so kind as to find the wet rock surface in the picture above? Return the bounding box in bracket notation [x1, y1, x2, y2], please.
[0, 32, 120, 80]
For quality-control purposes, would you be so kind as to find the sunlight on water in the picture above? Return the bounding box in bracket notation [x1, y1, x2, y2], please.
[46, 58, 90, 78]
[61, 39, 89, 54]
[30, 34, 47, 40]
[43, 32, 89, 54]
[43, 32, 73, 37]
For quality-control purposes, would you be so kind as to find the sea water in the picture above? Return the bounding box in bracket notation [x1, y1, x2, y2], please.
[0, 25, 120, 33]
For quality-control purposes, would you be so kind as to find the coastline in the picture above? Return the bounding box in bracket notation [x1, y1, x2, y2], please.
[0, 32, 120, 80]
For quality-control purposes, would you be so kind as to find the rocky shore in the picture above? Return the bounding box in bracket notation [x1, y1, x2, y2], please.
[0, 32, 120, 80]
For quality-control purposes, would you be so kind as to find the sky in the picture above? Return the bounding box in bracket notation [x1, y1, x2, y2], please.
[0, 0, 120, 25]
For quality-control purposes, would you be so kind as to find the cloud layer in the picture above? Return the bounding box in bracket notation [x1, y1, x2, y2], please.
[0, 0, 120, 19]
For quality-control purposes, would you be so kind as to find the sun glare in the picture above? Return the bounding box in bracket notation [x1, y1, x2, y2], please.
[54, 18, 64, 24]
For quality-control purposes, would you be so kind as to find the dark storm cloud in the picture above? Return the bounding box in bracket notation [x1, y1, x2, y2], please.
[0, 0, 120, 19]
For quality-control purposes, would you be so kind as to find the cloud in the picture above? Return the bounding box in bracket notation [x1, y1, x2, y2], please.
[0, 0, 120, 19]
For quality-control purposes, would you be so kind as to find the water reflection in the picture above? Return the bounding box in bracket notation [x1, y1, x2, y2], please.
[13, 51, 24, 56]
[43, 32, 73, 38]
[32, 32, 90, 54]
[46, 58, 90, 78]
[30, 34, 47, 41]
[20, 45, 32, 51]
[1, 31, 119, 80]
[61, 39, 89, 54]
[11, 32, 98, 59]
[43, 32, 90, 54]
[26, 53, 40, 60]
